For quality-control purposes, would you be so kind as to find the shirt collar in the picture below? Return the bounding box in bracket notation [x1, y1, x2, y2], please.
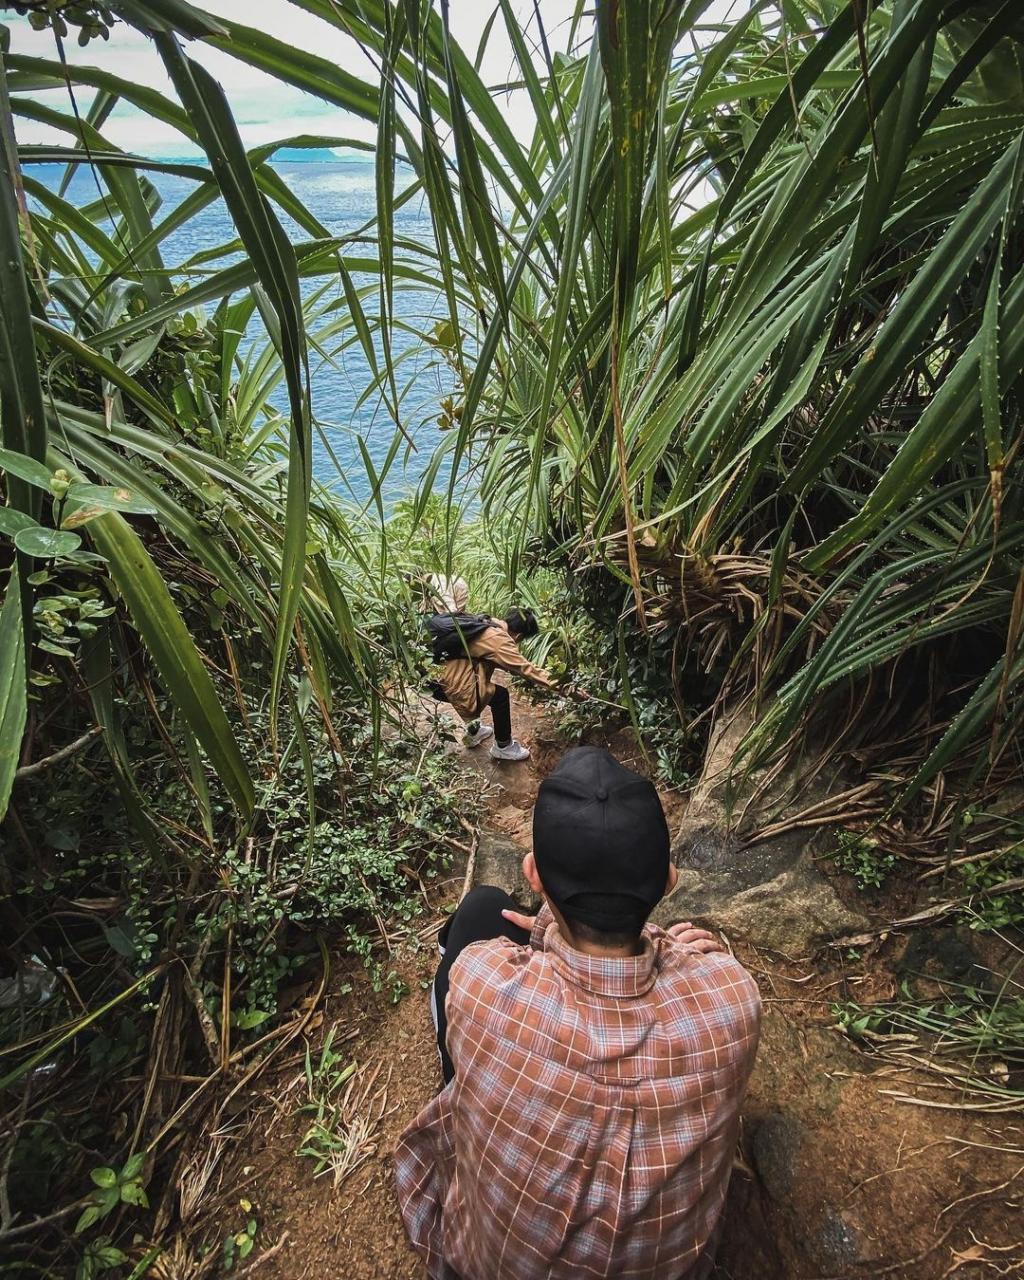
[544, 923, 659, 998]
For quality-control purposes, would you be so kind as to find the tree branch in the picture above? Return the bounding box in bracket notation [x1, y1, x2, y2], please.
[14, 726, 103, 781]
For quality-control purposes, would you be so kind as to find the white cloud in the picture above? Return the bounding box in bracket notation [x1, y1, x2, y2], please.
[6, 0, 583, 156]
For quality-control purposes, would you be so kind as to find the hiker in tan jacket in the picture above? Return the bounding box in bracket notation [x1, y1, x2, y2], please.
[433, 608, 557, 763]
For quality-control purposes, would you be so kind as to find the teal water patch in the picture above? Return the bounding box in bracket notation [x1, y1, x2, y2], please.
[28, 157, 460, 508]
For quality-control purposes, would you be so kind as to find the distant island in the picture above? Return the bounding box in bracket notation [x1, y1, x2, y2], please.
[147, 146, 370, 165]
[272, 147, 350, 163]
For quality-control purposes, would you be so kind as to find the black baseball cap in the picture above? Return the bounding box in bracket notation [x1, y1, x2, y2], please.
[533, 746, 670, 932]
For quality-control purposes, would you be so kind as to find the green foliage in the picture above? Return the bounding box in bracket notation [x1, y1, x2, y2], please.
[1, 677, 471, 1271]
[196, 722, 471, 1018]
[830, 1001, 887, 1041]
[0, 42, 416, 828]
[6, 0, 1024, 1269]
[222, 1216, 258, 1270]
[296, 1027, 359, 1179]
[384, 495, 560, 623]
[331, 0, 1024, 802]
[550, 609, 697, 787]
[960, 832, 1024, 931]
[6, 680, 472, 1024]
[11, 3, 115, 46]
[830, 829, 898, 891]
[833, 977, 1024, 1108]
[0, 563, 26, 813]
[0, 6, 471, 1275]
[75, 1154, 148, 1235]
[0, 37, 454, 1268]
[32, 588, 114, 665]
[77, 1237, 129, 1280]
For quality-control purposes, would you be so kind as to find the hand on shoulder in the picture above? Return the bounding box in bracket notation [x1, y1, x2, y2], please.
[501, 907, 537, 932]
[666, 921, 728, 955]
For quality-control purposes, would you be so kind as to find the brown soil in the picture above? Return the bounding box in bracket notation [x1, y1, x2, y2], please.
[168, 692, 1024, 1280]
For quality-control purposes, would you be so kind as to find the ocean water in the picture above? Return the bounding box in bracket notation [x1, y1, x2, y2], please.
[29, 155, 457, 508]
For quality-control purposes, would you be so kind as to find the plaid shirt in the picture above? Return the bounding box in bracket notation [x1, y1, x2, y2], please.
[394, 906, 761, 1280]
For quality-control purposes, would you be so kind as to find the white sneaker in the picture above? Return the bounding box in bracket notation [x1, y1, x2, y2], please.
[463, 723, 494, 749]
[489, 739, 531, 763]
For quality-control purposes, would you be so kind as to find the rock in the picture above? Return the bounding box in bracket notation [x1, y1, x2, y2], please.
[651, 818, 868, 955]
[645, 697, 871, 954]
[708, 861, 868, 954]
[815, 1208, 868, 1268]
[490, 804, 530, 844]
[713, 1169, 785, 1277]
[749, 1110, 876, 1272]
[688, 703, 850, 828]
[688, 707, 755, 812]
[899, 924, 989, 990]
[473, 832, 539, 909]
[748, 1095, 875, 1272]
[752, 1112, 804, 1201]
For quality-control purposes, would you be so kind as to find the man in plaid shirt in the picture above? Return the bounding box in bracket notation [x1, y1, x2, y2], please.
[395, 746, 761, 1280]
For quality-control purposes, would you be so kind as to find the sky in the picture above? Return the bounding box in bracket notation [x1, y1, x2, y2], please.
[5, 1, 744, 158]
[5, 0, 584, 157]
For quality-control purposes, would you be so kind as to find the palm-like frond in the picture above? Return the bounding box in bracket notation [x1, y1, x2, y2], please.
[0, 11, 425, 822]
[276, 0, 1023, 796]
[4, 0, 1023, 810]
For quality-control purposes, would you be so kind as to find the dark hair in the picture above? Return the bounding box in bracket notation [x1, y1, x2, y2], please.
[505, 606, 539, 639]
[560, 907, 644, 950]
[558, 892, 647, 949]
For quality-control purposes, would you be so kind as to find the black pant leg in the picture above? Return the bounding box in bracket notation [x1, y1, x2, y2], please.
[487, 684, 512, 746]
[434, 885, 530, 1084]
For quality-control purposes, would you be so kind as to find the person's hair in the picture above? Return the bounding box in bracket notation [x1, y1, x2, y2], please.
[559, 899, 646, 949]
[505, 606, 539, 639]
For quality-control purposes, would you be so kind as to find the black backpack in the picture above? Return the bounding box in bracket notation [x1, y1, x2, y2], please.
[423, 611, 494, 663]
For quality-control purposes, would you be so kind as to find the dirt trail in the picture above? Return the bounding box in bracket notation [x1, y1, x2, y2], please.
[189, 694, 1023, 1280]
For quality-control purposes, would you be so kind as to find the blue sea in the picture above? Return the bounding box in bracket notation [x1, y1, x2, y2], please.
[29, 154, 458, 509]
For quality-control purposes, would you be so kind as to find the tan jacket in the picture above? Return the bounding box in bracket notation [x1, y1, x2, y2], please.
[437, 619, 556, 719]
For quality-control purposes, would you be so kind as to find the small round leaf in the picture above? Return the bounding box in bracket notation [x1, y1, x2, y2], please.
[13, 527, 82, 559]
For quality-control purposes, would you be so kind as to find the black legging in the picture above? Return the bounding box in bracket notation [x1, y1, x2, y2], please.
[430, 681, 512, 747]
[486, 685, 512, 746]
[433, 885, 530, 1084]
